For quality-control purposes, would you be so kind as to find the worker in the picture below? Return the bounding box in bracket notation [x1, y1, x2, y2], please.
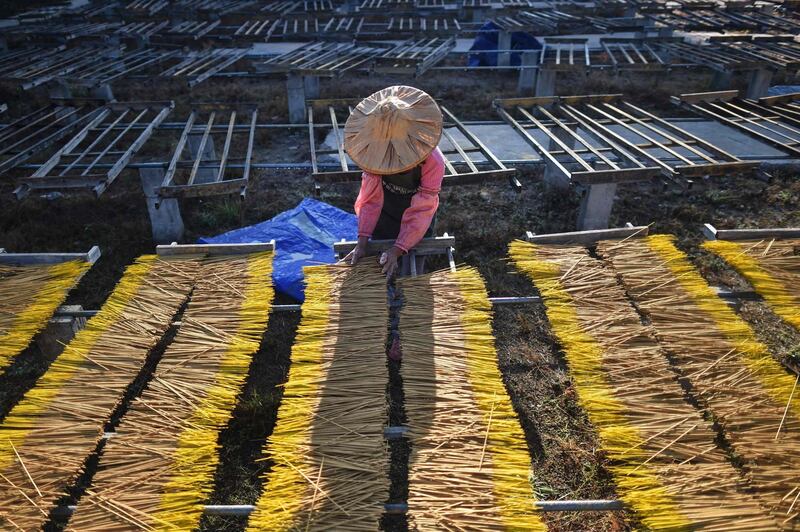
[343, 85, 445, 278]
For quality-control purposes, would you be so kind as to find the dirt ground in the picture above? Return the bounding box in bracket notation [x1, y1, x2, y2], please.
[1, 65, 799, 531]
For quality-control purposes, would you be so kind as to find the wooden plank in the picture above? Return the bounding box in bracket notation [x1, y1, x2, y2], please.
[758, 92, 800, 105]
[524, 225, 650, 245]
[156, 242, 275, 256]
[334, 235, 455, 257]
[702, 224, 800, 241]
[0, 246, 101, 265]
[672, 90, 740, 105]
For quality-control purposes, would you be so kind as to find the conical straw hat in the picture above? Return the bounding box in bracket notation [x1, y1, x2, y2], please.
[344, 86, 443, 175]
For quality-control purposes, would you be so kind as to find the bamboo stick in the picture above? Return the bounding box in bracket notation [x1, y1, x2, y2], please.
[0, 260, 91, 371]
[0, 257, 198, 530]
[67, 252, 274, 530]
[246, 263, 390, 531]
[400, 267, 547, 531]
[510, 240, 778, 531]
[599, 235, 800, 527]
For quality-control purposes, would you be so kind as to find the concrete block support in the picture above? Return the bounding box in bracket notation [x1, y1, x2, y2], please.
[497, 31, 512, 67]
[471, 9, 485, 23]
[287, 74, 306, 124]
[746, 69, 773, 100]
[535, 69, 557, 97]
[140, 167, 184, 244]
[35, 305, 86, 360]
[304, 75, 320, 100]
[577, 183, 617, 230]
[187, 132, 217, 184]
[48, 81, 72, 100]
[710, 69, 733, 91]
[91, 83, 115, 102]
[517, 52, 537, 95]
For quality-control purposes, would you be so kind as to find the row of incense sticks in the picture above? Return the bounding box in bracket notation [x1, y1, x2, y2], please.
[703, 238, 800, 331]
[0, 251, 274, 531]
[246, 263, 390, 530]
[0, 259, 92, 371]
[400, 267, 546, 531]
[510, 240, 778, 530]
[598, 235, 800, 526]
[68, 251, 273, 530]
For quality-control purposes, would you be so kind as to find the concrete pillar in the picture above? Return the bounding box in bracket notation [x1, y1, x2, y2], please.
[304, 75, 320, 100]
[140, 167, 184, 244]
[91, 83, 115, 102]
[746, 69, 773, 100]
[543, 127, 573, 190]
[287, 73, 306, 124]
[48, 80, 72, 100]
[577, 183, 617, 230]
[35, 305, 86, 360]
[187, 132, 217, 184]
[497, 30, 512, 67]
[517, 52, 537, 95]
[710, 69, 733, 91]
[472, 8, 485, 23]
[535, 68, 557, 96]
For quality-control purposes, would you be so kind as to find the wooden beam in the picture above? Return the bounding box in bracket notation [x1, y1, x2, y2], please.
[672, 90, 739, 105]
[334, 235, 456, 258]
[156, 241, 275, 256]
[524, 225, 650, 245]
[0, 246, 101, 265]
[701, 224, 800, 241]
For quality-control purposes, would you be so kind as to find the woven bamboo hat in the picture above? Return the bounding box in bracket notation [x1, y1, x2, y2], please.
[343, 86, 443, 175]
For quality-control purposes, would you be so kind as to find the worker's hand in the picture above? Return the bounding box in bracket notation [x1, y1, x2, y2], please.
[343, 237, 369, 266]
[379, 246, 404, 277]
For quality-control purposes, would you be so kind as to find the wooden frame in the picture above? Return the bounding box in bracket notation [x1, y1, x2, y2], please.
[0, 246, 101, 265]
[702, 223, 800, 241]
[14, 101, 174, 199]
[158, 104, 258, 200]
[495, 94, 755, 185]
[159, 48, 249, 87]
[372, 36, 456, 76]
[307, 98, 518, 192]
[257, 41, 388, 77]
[524, 224, 650, 245]
[674, 91, 800, 157]
[156, 241, 274, 255]
[0, 101, 106, 177]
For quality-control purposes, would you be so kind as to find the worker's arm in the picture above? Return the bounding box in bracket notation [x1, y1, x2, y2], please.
[381, 148, 445, 276]
[348, 171, 384, 265]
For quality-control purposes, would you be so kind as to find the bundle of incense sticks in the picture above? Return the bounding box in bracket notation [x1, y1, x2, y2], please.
[510, 240, 777, 530]
[246, 262, 389, 531]
[599, 235, 800, 526]
[68, 251, 274, 530]
[400, 267, 546, 531]
[0, 260, 91, 371]
[704, 238, 800, 330]
[0, 256, 198, 531]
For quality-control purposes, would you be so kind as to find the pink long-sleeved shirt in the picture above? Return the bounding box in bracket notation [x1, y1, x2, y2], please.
[353, 147, 445, 253]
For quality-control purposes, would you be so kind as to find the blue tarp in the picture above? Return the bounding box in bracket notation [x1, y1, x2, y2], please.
[198, 198, 357, 301]
[768, 85, 800, 96]
[467, 21, 541, 67]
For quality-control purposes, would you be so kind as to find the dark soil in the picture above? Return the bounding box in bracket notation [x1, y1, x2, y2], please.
[1, 65, 798, 531]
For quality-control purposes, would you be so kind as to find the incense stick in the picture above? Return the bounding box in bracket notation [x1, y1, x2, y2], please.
[0, 256, 198, 530]
[400, 267, 547, 531]
[246, 263, 389, 531]
[510, 240, 778, 530]
[0, 260, 91, 371]
[704, 238, 800, 331]
[68, 252, 274, 530]
[599, 235, 800, 525]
